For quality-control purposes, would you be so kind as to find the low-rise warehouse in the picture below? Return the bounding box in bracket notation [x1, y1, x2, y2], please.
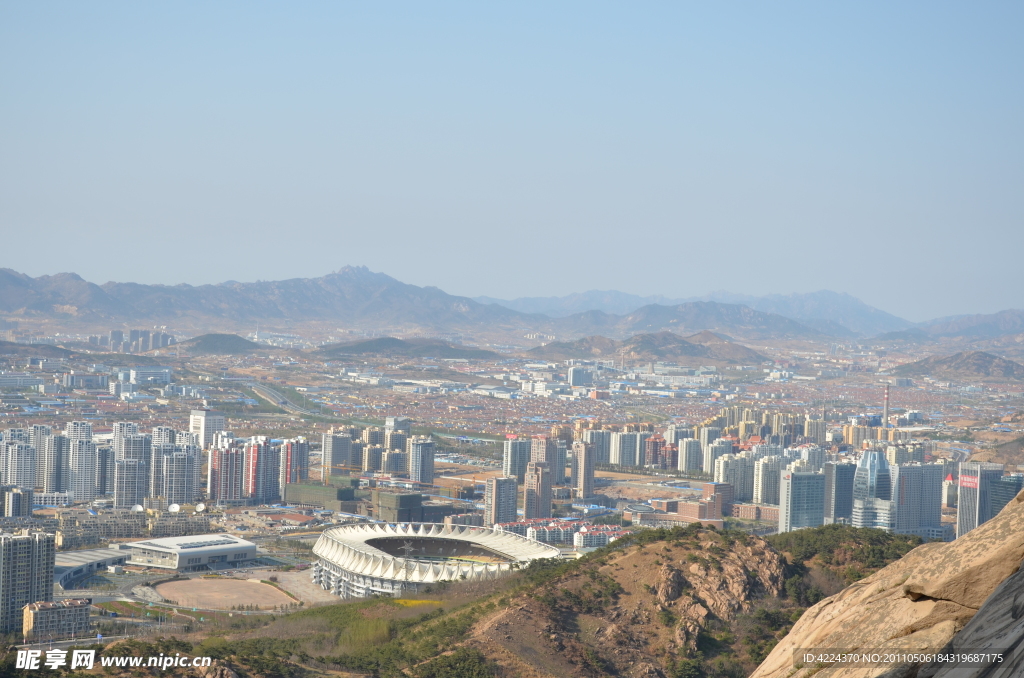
[125, 534, 257, 572]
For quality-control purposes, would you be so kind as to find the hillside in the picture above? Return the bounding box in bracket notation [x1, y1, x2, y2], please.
[766, 524, 921, 585]
[177, 333, 261, 354]
[891, 350, 1024, 380]
[0, 341, 75, 358]
[316, 337, 500, 360]
[528, 330, 765, 364]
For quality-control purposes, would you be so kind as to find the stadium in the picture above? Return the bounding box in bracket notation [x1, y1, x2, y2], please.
[311, 523, 561, 599]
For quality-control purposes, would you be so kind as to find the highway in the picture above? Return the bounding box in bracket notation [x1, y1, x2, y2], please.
[248, 382, 329, 417]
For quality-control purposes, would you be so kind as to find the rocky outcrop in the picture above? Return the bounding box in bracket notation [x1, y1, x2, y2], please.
[919, 566, 1024, 677]
[751, 490, 1024, 678]
[195, 662, 240, 678]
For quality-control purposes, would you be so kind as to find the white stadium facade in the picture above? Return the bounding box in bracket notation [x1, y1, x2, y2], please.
[312, 523, 560, 599]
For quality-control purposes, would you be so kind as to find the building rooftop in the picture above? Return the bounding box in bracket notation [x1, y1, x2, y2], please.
[127, 533, 255, 553]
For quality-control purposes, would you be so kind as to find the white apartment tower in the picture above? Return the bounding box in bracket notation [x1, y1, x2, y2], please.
[407, 437, 435, 486]
[189, 409, 226, 450]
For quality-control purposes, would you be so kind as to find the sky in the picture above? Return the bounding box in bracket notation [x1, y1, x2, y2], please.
[1, 2, 1022, 323]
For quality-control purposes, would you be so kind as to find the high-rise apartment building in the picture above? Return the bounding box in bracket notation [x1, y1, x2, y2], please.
[798, 445, 826, 472]
[29, 425, 51, 488]
[67, 440, 97, 503]
[39, 435, 70, 493]
[189, 409, 226, 450]
[158, 448, 200, 505]
[407, 437, 435, 486]
[523, 461, 552, 520]
[677, 438, 703, 473]
[956, 462, 1007, 538]
[0, 532, 55, 633]
[384, 430, 408, 453]
[572, 441, 595, 499]
[148, 443, 176, 499]
[502, 438, 532, 483]
[823, 462, 856, 524]
[1, 486, 32, 517]
[95, 446, 115, 496]
[779, 472, 825, 533]
[852, 450, 892, 530]
[610, 432, 639, 467]
[699, 426, 722, 452]
[484, 476, 518, 526]
[113, 459, 147, 508]
[582, 429, 612, 464]
[116, 433, 151, 463]
[64, 421, 92, 442]
[753, 456, 784, 505]
[208, 447, 245, 504]
[362, 445, 384, 473]
[152, 426, 177, 446]
[3, 443, 35, 490]
[362, 427, 385, 446]
[280, 437, 310, 488]
[244, 438, 281, 504]
[991, 474, 1024, 517]
[714, 454, 754, 502]
[804, 418, 827, 444]
[322, 431, 354, 481]
[705, 438, 734, 476]
[890, 464, 944, 540]
[531, 435, 557, 465]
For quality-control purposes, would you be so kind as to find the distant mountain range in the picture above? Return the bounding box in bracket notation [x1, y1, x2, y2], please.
[892, 350, 1024, 380]
[476, 289, 913, 337]
[528, 330, 766, 364]
[1, 266, 1021, 343]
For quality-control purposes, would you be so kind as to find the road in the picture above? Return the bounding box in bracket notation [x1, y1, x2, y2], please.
[248, 382, 327, 417]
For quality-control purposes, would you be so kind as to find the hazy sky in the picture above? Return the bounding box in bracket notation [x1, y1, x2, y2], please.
[2, 3, 1022, 322]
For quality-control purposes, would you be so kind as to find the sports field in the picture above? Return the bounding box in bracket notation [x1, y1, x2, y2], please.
[155, 578, 295, 610]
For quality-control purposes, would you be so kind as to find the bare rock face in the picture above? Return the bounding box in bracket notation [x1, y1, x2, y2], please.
[656, 565, 687, 603]
[919, 565, 1024, 677]
[195, 661, 240, 678]
[751, 490, 1024, 678]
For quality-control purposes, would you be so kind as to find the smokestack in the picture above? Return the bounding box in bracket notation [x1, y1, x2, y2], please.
[883, 384, 890, 429]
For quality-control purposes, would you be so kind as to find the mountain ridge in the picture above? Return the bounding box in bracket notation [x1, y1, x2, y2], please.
[476, 288, 913, 336]
[528, 330, 766, 364]
[0, 267, 830, 341]
[891, 350, 1024, 380]
[5, 267, 1019, 343]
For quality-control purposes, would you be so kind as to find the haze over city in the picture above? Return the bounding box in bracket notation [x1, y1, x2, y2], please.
[2, 3, 1024, 320]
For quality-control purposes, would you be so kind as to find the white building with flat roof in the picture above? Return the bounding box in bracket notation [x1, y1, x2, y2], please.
[125, 534, 257, 572]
